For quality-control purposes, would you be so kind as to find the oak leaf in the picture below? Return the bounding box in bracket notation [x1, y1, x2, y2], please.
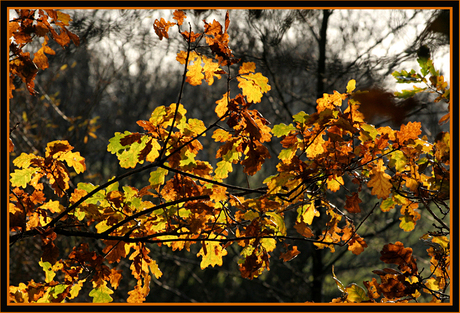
[279, 245, 300, 262]
[294, 221, 314, 238]
[33, 36, 55, 70]
[398, 121, 422, 144]
[197, 240, 228, 269]
[89, 281, 113, 303]
[153, 18, 175, 40]
[345, 192, 362, 213]
[367, 159, 392, 199]
[297, 203, 320, 225]
[172, 10, 186, 26]
[379, 241, 418, 275]
[237, 72, 271, 103]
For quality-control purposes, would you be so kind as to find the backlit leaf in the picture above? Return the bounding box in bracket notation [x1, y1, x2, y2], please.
[367, 159, 392, 199]
[172, 9, 186, 26]
[89, 281, 113, 303]
[345, 283, 370, 303]
[197, 240, 228, 269]
[215, 92, 229, 118]
[153, 18, 175, 40]
[237, 72, 271, 103]
[149, 167, 168, 188]
[215, 160, 233, 179]
[10, 167, 38, 188]
[279, 245, 300, 262]
[297, 203, 320, 225]
[346, 79, 356, 93]
[272, 123, 296, 137]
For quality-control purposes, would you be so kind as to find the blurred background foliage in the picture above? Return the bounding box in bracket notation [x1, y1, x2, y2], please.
[9, 8, 450, 302]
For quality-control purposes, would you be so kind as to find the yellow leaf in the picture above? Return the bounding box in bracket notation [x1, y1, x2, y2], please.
[306, 132, 325, 159]
[316, 91, 347, 113]
[197, 240, 228, 269]
[297, 202, 320, 225]
[149, 260, 163, 279]
[346, 79, 356, 93]
[212, 128, 232, 142]
[176, 50, 197, 64]
[327, 175, 343, 192]
[202, 55, 221, 85]
[186, 55, 204, 86]
[345, 283, 370, 303]
[59, 151, 86, 174]
[237, 72, 271, 103]
[40, 200, 63, 213]
[215, 92, 229, 118]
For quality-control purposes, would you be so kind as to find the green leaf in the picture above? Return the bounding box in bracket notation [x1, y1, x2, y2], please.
[117, 135, 149, 168]
[345, 283, 370, 303]
[380, 197, 396, 212]
[293, 111, 308, 124]
[179, 149, 197, 167]
[149, 105, 167, 126]
[272, 123, 297, 137]
[69, 280, 84, 299]
[388, 150, 408, 172]
[107, 131, 132, 154]
[394, 89, 418, 99]
[76, 182, 105, 205]
[215, 160, 233, 179]
[89, 282, 114, 303]
[278, 147, 296, 161]
[359, 123, 378, 141]
[10, 167, 38, 188]
[39, 260, 56, 283]
[48, 284, 67, 302]
[149, 167, 168, 187]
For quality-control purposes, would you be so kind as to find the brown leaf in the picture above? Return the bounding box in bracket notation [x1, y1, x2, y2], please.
[380, 241, 418, 275]
[345, 192, 362, 213]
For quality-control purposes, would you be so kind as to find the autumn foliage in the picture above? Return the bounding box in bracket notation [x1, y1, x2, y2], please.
[8, 9, 450, 303]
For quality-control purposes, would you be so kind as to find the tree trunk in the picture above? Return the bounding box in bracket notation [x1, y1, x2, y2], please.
[316, 9, 332, 101]
[311, 9, 332, 303]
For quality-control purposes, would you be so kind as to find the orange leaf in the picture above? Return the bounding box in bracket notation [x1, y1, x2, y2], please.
[172, 9, 186, 26]
[186, 55, 204, 86]
[202, 55, 221, 85]
[153, 18, 175, 40]
[347, 235, 367, 255]
[398, 121, 422, 144]
[367, 159, 392, 199]
[280, 245, 300, 262]
[181, 30, 201, 42]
